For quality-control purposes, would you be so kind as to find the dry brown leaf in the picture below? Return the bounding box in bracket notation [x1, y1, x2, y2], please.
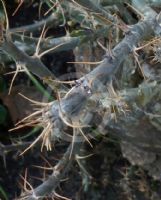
[0, 85, 43, 123]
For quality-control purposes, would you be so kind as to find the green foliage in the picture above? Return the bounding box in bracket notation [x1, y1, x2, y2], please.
[19, 126, 42, 140]
[0, 0, 5, 21]
[26, 70, 53, 101]
[0, 185, 9, 200]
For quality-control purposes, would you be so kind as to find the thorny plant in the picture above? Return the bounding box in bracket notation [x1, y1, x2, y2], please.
[9, 77, 127, 158]
[10, 93, 54, 153]
[2, 0, 161, 199]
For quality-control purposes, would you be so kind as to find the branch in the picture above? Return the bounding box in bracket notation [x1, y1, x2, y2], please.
[9, 13, 61, 33]
[22, 141, 83, 200]
[1, 36, 55, 79]
[71, 0, 116, 21]
[132, 0, 157, 18]
[12, 34, 81, 55]
[43, 6, 161, 148]
[11, 7, 161, 145]
[0, 27, 110, 65]
[100, 0, 161, 7]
